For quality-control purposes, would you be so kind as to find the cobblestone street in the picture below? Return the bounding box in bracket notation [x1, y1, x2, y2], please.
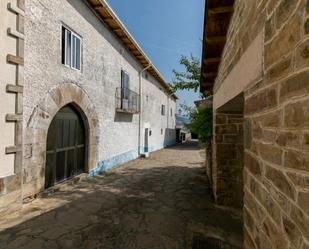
[0, 141, 242, 249]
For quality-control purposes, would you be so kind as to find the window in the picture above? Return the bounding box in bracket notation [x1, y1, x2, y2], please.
[62, 26, 81, 70]
[161, 105, 165, 116]
[121, 70, 130, 99]
[121, 70, 130, 109]
[170, 108, 173, 117]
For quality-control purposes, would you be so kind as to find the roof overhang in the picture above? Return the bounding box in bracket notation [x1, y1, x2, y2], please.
[84, 0, 177, 99]
[200, 0, 234, 96]
[194, 99, 212, 109]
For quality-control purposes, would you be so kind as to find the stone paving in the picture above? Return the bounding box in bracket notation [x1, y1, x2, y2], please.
[0, 141, 243, 249]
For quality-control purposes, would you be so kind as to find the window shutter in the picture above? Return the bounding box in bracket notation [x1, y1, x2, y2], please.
[121, 70, 129, 99]
[76, 37, 81, 70]
[61, 27, 66, 64]
[65, 29, 72, 66]
[121, 70, 125, 88]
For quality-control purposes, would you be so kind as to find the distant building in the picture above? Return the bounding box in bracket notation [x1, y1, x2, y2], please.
[0, 0, 176, 212]
[200, 0, 309, 248]
[175, 115, 191, 142]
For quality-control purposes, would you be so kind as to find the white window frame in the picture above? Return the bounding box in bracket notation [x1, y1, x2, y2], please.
[62, 25, 82, 71]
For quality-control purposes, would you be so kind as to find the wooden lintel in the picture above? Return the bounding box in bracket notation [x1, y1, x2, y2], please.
[6, 114, 23, 122]
[6, 84, 23, 93]
[5, 145, 22, 154]
[208, 6, 233, 15]
[7, 54, 24, 65]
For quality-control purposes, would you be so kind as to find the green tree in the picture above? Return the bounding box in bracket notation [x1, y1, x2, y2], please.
[183, 106, 213, 144]
[171, 54, 212, 144]
[170, 54, 201, 92]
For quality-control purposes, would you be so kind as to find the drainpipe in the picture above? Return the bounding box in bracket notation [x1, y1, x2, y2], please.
[138, 64, 151, 156]
[166, 92, 175, 146]
[166, 94, 170, 147]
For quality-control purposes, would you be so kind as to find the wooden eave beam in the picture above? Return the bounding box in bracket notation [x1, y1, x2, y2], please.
[201, 81, 214, 87]
[208, 6, 233, 15]
[203, 72, 217, 78]
[102, 17, 114, 22]
[86, 0, 173, 96]
[132, 51, 140, 55]
[205, 36, 226, 44]
[94, 5, 103, 10]
[139, 59, 148, 63]
[204, 57, 221, 64]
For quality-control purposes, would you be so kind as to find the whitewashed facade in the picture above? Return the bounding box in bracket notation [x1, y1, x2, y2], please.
[0, 0, 176, 212]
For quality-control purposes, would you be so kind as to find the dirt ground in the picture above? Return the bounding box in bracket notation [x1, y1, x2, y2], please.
[0, 140, 242, 249]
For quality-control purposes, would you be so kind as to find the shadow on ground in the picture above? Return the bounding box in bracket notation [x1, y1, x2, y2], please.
[0, 141, 242, 249]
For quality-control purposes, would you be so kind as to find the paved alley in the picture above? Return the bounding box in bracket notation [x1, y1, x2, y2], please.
[0, 141, 242, 249]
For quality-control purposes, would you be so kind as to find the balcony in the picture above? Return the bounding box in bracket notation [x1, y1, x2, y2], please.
[115, 87, 140, 114]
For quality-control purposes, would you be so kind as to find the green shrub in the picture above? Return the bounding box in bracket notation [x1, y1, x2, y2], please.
[185, 107, 213, 144]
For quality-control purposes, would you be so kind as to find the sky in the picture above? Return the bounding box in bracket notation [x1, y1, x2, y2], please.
[106, 0, 205, 112]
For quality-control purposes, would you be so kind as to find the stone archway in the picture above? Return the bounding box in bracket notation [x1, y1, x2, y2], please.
[23, 83, 100, 198]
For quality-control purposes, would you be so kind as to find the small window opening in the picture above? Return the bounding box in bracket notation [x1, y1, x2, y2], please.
[161, 105, 165, 116]
[62, 26, 81, 70]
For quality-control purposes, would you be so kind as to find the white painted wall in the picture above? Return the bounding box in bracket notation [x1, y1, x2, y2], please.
[24, 0, 176, 168]
[0, 0, 18, 177]
[142, 75, 176, 151]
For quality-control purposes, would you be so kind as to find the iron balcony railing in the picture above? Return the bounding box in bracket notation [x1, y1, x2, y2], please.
[116, 87, 140, 114]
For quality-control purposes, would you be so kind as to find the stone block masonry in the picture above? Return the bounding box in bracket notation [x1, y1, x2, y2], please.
[213, 112, 244, 209]
[211, 0, 309, 248]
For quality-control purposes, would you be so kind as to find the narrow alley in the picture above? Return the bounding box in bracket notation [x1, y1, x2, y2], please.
[0, 141, 242, 249]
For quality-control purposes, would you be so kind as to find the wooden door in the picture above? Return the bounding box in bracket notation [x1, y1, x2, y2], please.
[45, 104, 86, 188]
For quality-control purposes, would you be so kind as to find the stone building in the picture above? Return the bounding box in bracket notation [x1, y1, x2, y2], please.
[201, 0, 309, 248]
[0, 0, 177, 213]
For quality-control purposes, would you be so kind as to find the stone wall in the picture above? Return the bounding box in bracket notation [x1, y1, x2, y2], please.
[213, 0, 309, 248]
[0, 0, 24, 213]
[213, 112, 244, 209]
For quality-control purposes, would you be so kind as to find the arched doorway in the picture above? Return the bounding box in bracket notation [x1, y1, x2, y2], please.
[45, 104, 87, 188]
